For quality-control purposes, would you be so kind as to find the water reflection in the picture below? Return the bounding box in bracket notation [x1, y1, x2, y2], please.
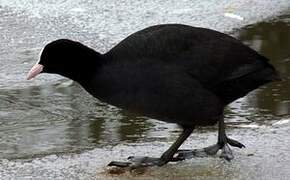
[0, 82, 155, 159]
[237, 14, 290, 116]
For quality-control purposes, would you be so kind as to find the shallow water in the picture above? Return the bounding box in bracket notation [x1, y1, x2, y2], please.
[1, 1, 290, 179]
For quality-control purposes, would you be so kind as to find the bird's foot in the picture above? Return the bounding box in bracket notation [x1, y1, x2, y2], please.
[175, 137, 245, 161]
[108, 156, 162, 168]
[108, 156, 183, 168]
[175, 144, 220, 159]
[226, 137, 245, 148]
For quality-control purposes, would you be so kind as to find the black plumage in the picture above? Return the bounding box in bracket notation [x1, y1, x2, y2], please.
[28, 24, 280, 167]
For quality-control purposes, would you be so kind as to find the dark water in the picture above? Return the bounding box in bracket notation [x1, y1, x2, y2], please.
[237, 14, 290, 116]
[0, 4, 290, 179]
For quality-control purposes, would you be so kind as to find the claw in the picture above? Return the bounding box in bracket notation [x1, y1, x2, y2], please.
[108, 161, 132, 167]
[175, 145, 220, 160]
[128, 156, 161, 166]
[220, 144, 234, 161]
[108, 156, 175, 168]
[204, 144, 221, 155]
[227, 138, 245, 148]
[175, 150, 195, 159]
[175, 137, 243, 161]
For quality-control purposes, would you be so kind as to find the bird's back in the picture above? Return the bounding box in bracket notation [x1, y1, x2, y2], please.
[105, 24, 280, 104]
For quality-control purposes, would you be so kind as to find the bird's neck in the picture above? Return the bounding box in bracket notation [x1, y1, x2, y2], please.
[67, 52, 104, 83]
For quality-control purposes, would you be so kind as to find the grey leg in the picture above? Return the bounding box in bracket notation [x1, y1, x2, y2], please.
[176, 118, 245, 161]
[108, 127, 194, 168]
[217, 117, 245, 148]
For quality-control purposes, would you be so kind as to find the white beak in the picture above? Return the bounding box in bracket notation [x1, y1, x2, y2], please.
[27, 64, 44, 80]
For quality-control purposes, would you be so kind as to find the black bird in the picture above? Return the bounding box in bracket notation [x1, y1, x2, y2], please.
[27, 24, 280, 167]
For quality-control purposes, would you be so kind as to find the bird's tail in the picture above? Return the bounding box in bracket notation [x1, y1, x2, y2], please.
[253, 62, 281, 82]
[212, 61, 281, 105]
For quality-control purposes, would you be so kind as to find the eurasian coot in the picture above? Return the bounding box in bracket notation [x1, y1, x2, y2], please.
[27, 24, 280, 167]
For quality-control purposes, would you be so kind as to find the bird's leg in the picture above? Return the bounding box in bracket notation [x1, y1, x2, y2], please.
[175, 118, 245, 161]
[108, 127, 194, 168]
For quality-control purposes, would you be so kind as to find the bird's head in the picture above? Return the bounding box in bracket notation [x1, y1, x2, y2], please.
[27, 39, 102, 81]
